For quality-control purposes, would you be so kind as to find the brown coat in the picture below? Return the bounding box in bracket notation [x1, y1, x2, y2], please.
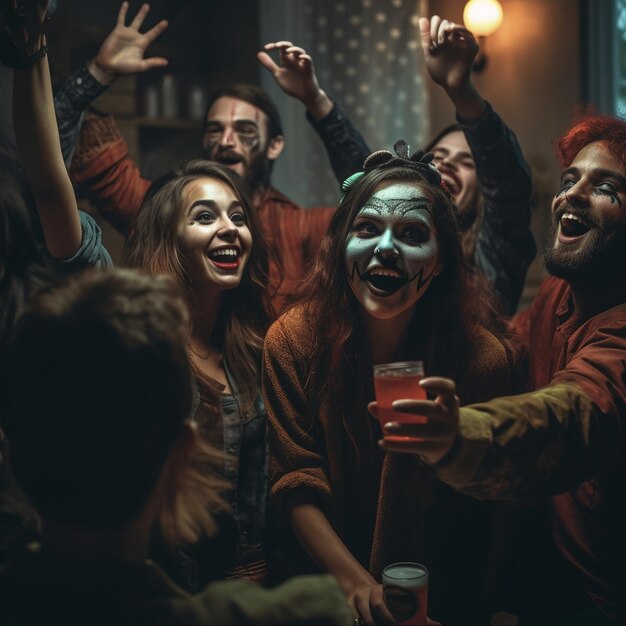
[263, 306, 512, 625]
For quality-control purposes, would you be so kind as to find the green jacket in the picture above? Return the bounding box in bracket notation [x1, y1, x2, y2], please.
[0, 550, 352, 626]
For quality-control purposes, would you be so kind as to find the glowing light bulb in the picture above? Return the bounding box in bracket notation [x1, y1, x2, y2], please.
[463, 0, 504, 37]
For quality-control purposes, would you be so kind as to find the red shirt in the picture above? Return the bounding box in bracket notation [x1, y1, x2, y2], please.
[71, 114, 335, 312]
[510, 277, 626, 619]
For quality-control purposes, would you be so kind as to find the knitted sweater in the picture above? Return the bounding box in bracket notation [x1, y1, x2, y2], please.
[263, 305, 512, 625]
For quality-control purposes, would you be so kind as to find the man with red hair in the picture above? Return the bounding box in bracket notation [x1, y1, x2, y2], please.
[376, 114, 626, 625]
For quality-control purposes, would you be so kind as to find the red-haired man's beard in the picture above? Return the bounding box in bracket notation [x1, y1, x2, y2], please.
[544, 203, 626, 284]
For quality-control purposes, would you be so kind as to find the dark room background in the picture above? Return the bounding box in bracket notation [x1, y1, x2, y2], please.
[2, 0, 626, 304]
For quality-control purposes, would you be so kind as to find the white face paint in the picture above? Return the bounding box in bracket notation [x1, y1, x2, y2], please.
[345, 180, 442, 320]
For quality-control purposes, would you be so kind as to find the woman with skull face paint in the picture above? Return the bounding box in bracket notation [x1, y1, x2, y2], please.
[263, 144, 512, 626]
[123, 160, 276, 589]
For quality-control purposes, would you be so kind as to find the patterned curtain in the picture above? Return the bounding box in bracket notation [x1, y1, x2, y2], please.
[259, 0, 429, 207]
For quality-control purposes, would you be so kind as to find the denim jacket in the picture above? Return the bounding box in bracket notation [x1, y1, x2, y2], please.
[170, 362, 267, 591]
[220, 361, 268, 568]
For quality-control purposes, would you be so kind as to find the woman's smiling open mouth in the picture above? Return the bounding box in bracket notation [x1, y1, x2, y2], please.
[208, 246, 240, 270]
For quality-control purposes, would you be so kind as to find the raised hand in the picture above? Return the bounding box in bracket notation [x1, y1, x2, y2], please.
[258, 40, 332, 119]
[418, 16, 478, 94]
[88, 2, 168, 85]
[369, 376, 460, 465]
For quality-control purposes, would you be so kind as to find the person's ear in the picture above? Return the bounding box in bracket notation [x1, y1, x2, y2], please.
[266, 135, 284, 161]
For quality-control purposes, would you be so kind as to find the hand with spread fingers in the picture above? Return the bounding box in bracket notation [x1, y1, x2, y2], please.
[258, 40, 332, 119]
[418, 15, 478, 95]
[88, 1, 168, 85]
[369, 377, 460, 465]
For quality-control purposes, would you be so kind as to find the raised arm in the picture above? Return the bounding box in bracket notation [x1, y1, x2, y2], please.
[419, 16, 535, 314]
[418, 16, 485, 122]
[2, 1, 112, 270]
[9, 2, 81, 258]
[465, 104, 536, 314]
[258, 41, 369, 185]
[55, 1, 168, 165]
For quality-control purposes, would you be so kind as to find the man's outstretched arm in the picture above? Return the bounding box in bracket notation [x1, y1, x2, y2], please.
[372, 318, 626, 500]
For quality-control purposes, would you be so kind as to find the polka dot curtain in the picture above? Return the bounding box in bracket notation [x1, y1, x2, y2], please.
[260, 0, 429, 207]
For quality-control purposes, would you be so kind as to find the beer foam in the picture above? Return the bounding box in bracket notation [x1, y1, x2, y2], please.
[383, 562, 428, 588]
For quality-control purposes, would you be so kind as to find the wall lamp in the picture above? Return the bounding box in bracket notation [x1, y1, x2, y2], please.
[463, 0, 504, 72]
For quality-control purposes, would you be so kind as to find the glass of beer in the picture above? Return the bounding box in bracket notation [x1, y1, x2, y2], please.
[382, 562, 429, 626]
[373, 361, 425, 442]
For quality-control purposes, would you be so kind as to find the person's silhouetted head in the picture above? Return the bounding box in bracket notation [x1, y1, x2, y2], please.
[2, 268, 223, 542]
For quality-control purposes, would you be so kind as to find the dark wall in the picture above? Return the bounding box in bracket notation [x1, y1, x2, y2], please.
[1, 1, 262, 149]
[0, 68, 13, 142]
[48, 0, 261, 86]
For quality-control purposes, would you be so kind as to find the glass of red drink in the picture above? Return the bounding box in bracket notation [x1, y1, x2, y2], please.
[382, 562, 429, 626]
[373, 361, 425, 442]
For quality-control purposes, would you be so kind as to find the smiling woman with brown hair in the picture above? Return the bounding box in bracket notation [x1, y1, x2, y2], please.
[123, 160, 276, 588]
[263, 143, 512, 626]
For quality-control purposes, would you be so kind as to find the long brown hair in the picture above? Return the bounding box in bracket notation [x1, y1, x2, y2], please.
[123, 160, 272, 406]
[294, 164, 501, 411]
